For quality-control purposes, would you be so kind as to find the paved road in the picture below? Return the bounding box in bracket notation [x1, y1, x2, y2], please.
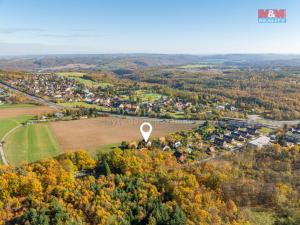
[0, 125, 22, 165]
[0, 81, 64, 110]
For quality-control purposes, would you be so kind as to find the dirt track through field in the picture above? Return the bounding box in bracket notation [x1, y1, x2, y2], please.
[50, 117, 197, 151]
[0, 106, 54, 118]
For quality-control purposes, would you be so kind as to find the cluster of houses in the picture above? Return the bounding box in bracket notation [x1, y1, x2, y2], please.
[284, 127, 300, 145]
[162, 120, 272, 163]
[116, 98, 195, 115]
[212, 127, 259, 148]
[6, 74, 85, 101]
[215, 103, 237, 111]
[204, 120, 270, 150]
[0, 88, 10, 104]
[5, 74, 199, 117]
[3, 73, 244, 121]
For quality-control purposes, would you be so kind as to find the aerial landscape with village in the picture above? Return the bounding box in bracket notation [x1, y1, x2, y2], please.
[0, 0, 299, 225]
[0, 54, 299, 224]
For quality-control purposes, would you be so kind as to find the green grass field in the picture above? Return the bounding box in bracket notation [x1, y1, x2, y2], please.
[258, 127, 272, 135]
[0, 115, 33, 139]
[0, 104, 37, 109]
[5, 123, 60, 166]
[56, 72, 87, 77]
[56, 72, 112, 88]
[121, 91, 163, 102]
[0, 119, 19, 140]
[58, 102, 110, 111]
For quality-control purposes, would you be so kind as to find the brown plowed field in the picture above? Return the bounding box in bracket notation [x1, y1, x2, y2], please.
[0, 106, 55, 118]
[50, 117, 197, 151]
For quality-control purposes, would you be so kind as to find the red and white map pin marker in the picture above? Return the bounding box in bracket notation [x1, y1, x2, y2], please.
[140, 122, 152, 142]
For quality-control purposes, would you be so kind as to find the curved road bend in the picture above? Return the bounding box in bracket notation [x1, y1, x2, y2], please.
[0, 125, 22, 165]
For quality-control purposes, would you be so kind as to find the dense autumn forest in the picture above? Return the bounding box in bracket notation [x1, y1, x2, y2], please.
[126, 68, 300, 120]
[0, 145, 298, 225]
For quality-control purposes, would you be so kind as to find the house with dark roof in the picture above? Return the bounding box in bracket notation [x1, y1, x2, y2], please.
[174, 151, 185, 162]
[225, 104, 236, 111]
[239, 130, 251, 138]
[292, 129, 300, 135]
[247, 127, 257, 135]
[214, 137, 227, 147]
[228, 125, 240, 131]
[205, 134, 219, 141]
[231, 132, 245, 142]
[223, 135, 234, 143]
[285, 132, 300, 144]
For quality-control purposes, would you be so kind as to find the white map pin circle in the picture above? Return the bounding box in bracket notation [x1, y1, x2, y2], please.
[140, 122, 153, 142]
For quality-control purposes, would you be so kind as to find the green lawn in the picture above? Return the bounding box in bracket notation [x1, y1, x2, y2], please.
[58, 102, 110, 111]
[0, 119, 19, 140]
[56, 72, 86, 77]
[56, 72, 112, 88]
[170, 112, 186, 119]
[0, 115, 33, 139]
[72, 77, 98, 87]
[122, 90, 164, 102]
[140, 93, 162, 102]
[0, 104, 37, 109]
[5, 123, 60, 166]
[258, 127, 272, 135]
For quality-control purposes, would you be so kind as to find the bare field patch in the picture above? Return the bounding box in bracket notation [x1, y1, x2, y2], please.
[0, 106, 54, 118]
[50, 117, 197, 151]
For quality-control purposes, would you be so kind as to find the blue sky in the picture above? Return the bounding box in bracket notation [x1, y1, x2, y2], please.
[0, 0, 299, 55]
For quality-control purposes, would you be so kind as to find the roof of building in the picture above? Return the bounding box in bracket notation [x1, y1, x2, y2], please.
[249, 136, 270, 146]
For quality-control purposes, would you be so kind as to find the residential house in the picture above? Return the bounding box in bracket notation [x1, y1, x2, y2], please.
[228, 125, 240, 131]
[291, 128, 300, 135]
[174, 141, 182, 148]
[223, 135, 235, 143]
[54, 112, 64, 118]
[285, 132, 300, 144]
[247, 127, 257, 135]
[206, 146, 215, 155]
[239, 130, 251, 139]
[174, 151, 185, 162]
[216, 105, 225, 111]
[231, 132, 245, 142]
[214, 137, 227, 147]
[225, 104, 236, 111]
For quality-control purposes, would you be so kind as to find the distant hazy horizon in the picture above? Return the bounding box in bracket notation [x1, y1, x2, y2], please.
[2, 52, 300, 57]
[0, 52, 300, 58]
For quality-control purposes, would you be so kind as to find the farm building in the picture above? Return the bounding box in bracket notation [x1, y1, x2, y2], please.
[248, 136, 270, 149]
